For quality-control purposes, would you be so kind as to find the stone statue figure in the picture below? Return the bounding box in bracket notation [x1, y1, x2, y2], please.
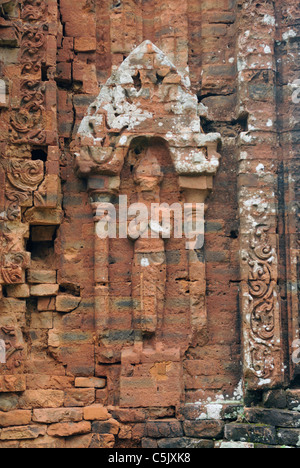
[128, 147, 170, 336]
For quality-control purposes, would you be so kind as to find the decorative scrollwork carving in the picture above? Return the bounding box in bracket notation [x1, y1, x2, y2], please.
[5, 190, 29, 221]
[21, 0, 47, 22]
[6, 159, 44, 192]
[247, 219, 277, 380]
[0, 326, 24, 370]
[10, 79, 46, 145]
[20, 24, 46, 75]
[9, 19, 47, 144]
[0, 231, 30, 285]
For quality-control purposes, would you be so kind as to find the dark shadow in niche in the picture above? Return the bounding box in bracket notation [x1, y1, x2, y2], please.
[156, 73, 164, 85]
[27, 225, 58, 270]
[31, 148, 48, 163]
[201, 113, 249, 138]
[41, 65, 49, 82]
[133, 71, 142, 92]
[59, 283, 81, 297]
[291, 374, 300, 389]
[229, 230, 239, 239]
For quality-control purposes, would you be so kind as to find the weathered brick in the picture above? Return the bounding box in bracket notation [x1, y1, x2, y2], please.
[0, 394, 19, 413]
[5, 284, 30, 298]
[286, 390, 300, 412]
[0, 0, 298, 451]
[0, 376, 26, 393]
[37, 297, 56, 311]
[0, 410, 31, 428]
[75, 377, 106, 389]
[277, 428, 300, 447]
[245, 408, 300, 429]
[146, 420, 183, 439]
[47, 421, 91, 437]
[263, 390, 287, 409]
[65, 433, 115, 449]
[56, 295, 81, 313]
[183, 420, 224, 439]
[64, 389, 95, 408]
[19, 436, 66, 449]
[110, 408, 147, 423]
[27, 270, 57, 284]
[30, 284, 59, 297]
[83, 405, 111, 421]
[225, 423, 277, 445]
[32, 408, 83, 424]
[0, 425, 47, 441]
[158, 437, 214, 449]
[92, 418, 120, 435]
[142, 438, 158, 448]
[18, 391, 64, 409]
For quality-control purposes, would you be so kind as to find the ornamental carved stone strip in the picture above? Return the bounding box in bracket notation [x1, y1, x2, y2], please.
[20, 23, 46, 75]
[284, 166, 300, 379]
[74, 41, 222, 407]
[3, 159, 44, 221]
[10, 79, 46, 145]
[6, 159, 44, 192]
[21, 0, 47, 22]
[237, 1, 284, 390]
[9, 11, 47, 145]
[240, 194, 281, 385]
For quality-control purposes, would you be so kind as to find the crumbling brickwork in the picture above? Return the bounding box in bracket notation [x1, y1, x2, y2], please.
[0, 0, 299, 449]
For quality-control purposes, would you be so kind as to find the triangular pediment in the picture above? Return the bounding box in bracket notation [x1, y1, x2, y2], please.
[75, 41, 221, 177]
[77, 41, 199, 140]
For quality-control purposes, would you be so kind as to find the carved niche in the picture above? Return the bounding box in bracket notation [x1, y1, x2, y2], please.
[74, 41, 222, 407]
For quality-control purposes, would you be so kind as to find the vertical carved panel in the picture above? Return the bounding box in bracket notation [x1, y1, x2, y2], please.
[237, 1, 284, 390]
[10, 24, 47, 144]
[240, 190, 283, 388]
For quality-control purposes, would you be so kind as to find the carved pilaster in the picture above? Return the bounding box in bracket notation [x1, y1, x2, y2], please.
[179, 176, 212, 346]
[237, 1, 284, 389]
[88, 175, 120, 363]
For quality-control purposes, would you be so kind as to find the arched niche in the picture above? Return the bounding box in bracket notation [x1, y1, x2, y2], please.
[73, 41, 222, 407]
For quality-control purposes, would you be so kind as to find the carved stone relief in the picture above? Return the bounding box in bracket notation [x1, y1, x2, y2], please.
[75, 41, 222, 406]
[129, 148, 166, 335]
[0, 227, 30, 285]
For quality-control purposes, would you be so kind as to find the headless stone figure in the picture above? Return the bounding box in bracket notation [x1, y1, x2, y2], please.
[128, 147, 169, 335]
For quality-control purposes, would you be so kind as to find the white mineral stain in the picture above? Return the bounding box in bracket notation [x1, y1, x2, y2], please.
[263, 15, 275, 26]
[283, 30, 297, 41]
